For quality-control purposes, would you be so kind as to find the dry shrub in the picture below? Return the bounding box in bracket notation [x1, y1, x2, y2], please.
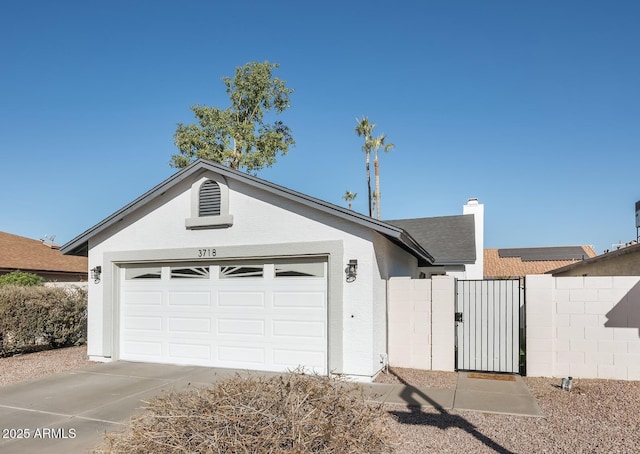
[96, 371, 396, 453]
[0, 285, 87, 356]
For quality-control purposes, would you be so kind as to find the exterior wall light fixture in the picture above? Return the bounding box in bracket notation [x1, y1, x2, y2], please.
[90, 266, 102, 284]
[345, 259, 358, 282]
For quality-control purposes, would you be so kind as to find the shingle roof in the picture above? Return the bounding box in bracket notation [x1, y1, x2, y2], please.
[385, 215, 476, 265]
[0, 231, 88, 275]
[484, 246, 597, 278]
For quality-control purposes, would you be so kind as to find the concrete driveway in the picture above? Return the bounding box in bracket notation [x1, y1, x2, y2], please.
[0, 361, 272, 454]
[0, 362, 542, 453]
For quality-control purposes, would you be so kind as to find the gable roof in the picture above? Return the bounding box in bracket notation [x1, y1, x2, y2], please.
[484, 245, 597, 278]
[61, 159, 435, 265]
[0, 231, 88, 275]
[385, 215, 476, 265]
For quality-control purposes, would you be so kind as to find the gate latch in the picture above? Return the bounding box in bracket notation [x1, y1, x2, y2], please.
[455, 312, 463, 322]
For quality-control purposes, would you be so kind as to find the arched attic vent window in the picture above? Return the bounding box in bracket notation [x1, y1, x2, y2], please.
[186, 175, 233, 229]
[199, 180, 221, 216]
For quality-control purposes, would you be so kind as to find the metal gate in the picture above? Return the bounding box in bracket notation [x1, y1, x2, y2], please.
[455, 279, 524, 374]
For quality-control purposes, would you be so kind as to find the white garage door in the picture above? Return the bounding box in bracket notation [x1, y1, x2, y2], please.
[119, 259, 327, 374]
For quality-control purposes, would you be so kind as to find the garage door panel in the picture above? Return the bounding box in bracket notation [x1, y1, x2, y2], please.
[217, 318, 265, 336]
[273, 291, 325, 309]
[272, 348, 326, 372]
[217, 345, 265, 364]
[272, 320, 325, 339]
[168, 343, 211, 361]
[123, 316, 163, 332]
[121, 340, 163, 357]
[167, 292, 211, 307]
[167, 317, 211, 334]
[218, 292, 265, 308]
[121, 260, 327, 374]
[124, 291, 162, 306]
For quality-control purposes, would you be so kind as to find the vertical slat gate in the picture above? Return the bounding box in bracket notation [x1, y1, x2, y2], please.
[455, 279, 523, 374]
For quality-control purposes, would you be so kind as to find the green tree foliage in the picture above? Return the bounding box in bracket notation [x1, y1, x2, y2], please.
[354, 117, 394, 219]
[0, 271, 44, 287]
[342, 191, 357, 210]
[172, 61, 295, 174]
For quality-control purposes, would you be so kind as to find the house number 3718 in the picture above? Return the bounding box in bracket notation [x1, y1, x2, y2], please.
[197, 248, 216, 258]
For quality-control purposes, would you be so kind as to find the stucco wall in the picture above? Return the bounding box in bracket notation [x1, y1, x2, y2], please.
[526, 274, 640, 380]
[371, 232, 420, 374]
[86, 170, 419, 380]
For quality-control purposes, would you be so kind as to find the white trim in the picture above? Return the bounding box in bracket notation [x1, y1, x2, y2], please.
[100, 240, 345, 373]
[185, 172, 234, 229]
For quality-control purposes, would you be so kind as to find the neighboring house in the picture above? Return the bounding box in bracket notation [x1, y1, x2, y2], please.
[0, 231, 88, 282]
[484, 245, 597, 279]
[61, 159, 480, 381]
[387, 198, 484, 279]
[548, 242, 640, 276]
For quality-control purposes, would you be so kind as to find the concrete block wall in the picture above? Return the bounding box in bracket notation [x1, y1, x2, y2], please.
[387, 275, 456, 371]
[431, 276, 455, 371]
[526, 275, 640, 380]
[387, 277, 431, 369]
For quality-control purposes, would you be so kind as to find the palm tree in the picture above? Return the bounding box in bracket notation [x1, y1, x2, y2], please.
[342, 191, 357, 210]
[370, 134, 395, 219]
[355, 117, 374, 217]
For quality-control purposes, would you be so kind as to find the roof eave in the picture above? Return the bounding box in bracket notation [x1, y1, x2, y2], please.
[431, 258, 475, 266]
[61, 160, 433, 264]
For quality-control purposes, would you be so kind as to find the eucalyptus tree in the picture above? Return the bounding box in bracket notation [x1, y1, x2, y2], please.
[172, 61, 295, 174]
[354, 117, 374, 217]
[342, 191, 357, 210]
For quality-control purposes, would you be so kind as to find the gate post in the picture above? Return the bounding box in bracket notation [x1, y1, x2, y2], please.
[525, 274, 555, 377]
[431, 275, 456, 371]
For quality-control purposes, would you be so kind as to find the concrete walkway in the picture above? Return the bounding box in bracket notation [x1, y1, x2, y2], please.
[365, 371, 543, 417]
[0, 363, 543, 454]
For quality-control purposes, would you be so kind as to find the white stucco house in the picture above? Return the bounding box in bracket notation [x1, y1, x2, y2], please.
[62, 159, 482, 381]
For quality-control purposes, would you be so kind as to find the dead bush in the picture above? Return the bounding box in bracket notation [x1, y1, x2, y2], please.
[96, 371, 396, 453]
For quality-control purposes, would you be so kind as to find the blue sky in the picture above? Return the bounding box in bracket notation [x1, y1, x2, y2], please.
[1, 1, 638, 254]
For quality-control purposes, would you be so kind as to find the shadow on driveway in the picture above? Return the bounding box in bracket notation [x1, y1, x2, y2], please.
[387, 371, 516, 454]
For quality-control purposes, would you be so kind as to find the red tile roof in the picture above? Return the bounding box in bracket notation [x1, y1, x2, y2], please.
[484, 246, 597, 278]
[0, 231, 87, 275]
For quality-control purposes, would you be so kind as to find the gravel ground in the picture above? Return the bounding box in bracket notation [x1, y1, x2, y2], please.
[0, 345, 96, 386]
[2, 350, 639, 453]
[383, 371, 640, 454]
[374, 367, 458, 389]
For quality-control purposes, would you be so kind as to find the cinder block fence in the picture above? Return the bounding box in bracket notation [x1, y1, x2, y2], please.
[387, 275, 640, 380]
[387, 276, 455, 372]
[526, 275, 640, 380]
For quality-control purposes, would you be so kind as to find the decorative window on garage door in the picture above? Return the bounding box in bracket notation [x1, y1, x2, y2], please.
[275, 262, 325, 277]
[170, 265, 210, 279]
[125, 266, 162, 279]
[220, 265, 264, 279]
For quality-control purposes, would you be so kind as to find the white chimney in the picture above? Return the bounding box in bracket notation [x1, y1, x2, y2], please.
[463, 198, 484, 279]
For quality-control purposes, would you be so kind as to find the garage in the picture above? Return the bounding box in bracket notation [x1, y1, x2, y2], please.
[61, 160, 437, 380]
[119, 258, 328, 374]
